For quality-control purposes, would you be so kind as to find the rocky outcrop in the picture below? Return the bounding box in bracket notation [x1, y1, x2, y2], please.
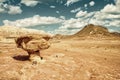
[0, 26, 51, 63]
[15, 36, 51, 63]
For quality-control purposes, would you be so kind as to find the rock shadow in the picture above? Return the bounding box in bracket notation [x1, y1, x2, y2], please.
[13, 55, 29, 61]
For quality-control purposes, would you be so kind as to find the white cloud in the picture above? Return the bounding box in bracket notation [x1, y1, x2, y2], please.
[3, 3, 8, 8]
[70, 7, 81, 13]
[99, 0, 120, 21]
[89, 1, 95, 6]
[50, 5, 56, 8]
[109, 20, 120, 27]
[56, 11, 60, 14]
[54, 28, 80, 35]
[52, 0, 120, 34]
[65, 0, 80, 6]
[116, 0, 120, 9]
[101, 4, 120, 13]
[84, 4, 87, 8]
[60, 18, 87, 29]
[21, 0, 39, 7]
[53, 18, 88, 34]
[0, 8, 4, 12]
[60, 16, 65, 20]
[0, 3, 22, 14]
[88, 1, 120, 28]
[57, 0, 120, 34]
[88, 12, 120, 28]
[83, 1, 95, 8]
[3, 15, 63, 27]
[78, 0, 119, 26]
[76, 10, 87, 17]
[8, 5, 22, 14]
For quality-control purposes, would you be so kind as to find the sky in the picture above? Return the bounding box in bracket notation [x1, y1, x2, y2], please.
[0, 0, 120, 34]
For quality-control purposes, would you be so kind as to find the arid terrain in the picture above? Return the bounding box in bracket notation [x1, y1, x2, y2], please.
[0, 24, 120, 80]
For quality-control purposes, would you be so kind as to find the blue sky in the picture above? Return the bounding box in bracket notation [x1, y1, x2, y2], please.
[0, 0, 120, 34]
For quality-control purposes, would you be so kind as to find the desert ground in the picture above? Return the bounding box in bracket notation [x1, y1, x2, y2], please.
[0, 38, 120, 80]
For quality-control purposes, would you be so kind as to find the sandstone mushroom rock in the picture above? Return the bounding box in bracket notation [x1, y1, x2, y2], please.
[15, 35, 51, 63]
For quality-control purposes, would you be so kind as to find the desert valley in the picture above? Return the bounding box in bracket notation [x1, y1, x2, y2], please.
[0, 24, 120, 80]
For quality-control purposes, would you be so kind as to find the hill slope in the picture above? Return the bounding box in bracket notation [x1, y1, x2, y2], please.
[53, 24, 120, 40]
[74, 24, 110, 36]
[70, 24, 120, 39]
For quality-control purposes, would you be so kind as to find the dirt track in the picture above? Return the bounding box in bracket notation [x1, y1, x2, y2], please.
[0, 39, 120, 80]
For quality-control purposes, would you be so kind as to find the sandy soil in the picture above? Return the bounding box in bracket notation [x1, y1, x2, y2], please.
[0, 39, 120, 80]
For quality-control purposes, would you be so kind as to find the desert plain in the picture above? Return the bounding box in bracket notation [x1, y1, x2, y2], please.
[0, 24, 120, 80]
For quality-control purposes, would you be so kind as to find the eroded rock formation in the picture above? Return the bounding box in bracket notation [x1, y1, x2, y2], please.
[15, 36, 51, 63]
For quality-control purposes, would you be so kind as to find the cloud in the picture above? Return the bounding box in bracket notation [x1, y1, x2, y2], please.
[3, 15, 64, 27]
[56, 0, 120, 34]
[65, 0, 80, 6]
[70, 7, 81, 13]
[0, 8, 4, 13]
[88, 11, 120, 28]
[89, 1, 95, 6]
[56, 11, 60, 14]
[8, 5, 22, 14]
[41, 0, 120, 34]
[21, 0, 39, 7]
[50, 5, 56, 8]
[54, 28, 80, 35]
[116, 0, 120, 9]
[84, 4, 87, 8]
[60, 18, 87, 29]
[101, 4, 120, 14]
[76, 10, 87, 17]
[109, 20, 120, 27]
[53, 18, 87, 34]
[0, 3, 22, 14]
[83, 1, 95, 8]
[98, 0, 120, 23]
[77, 0, 119, 26]
[60, 16, 65, 20]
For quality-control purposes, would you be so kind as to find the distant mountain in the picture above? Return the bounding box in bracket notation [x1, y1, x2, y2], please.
[74, 24, 110, 37]
[53, 24, 120, 40]
[72, 24, 120, 38]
